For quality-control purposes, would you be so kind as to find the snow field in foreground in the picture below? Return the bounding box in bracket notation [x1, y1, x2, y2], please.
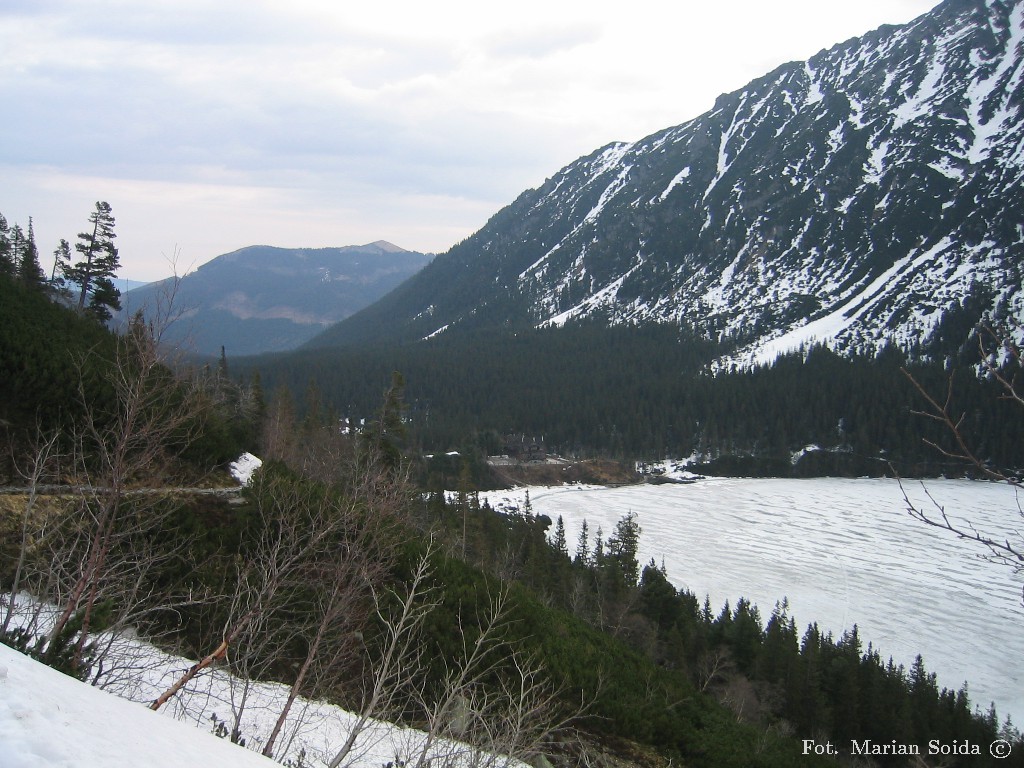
[483, 477, 1024, 725]
[0, 600, 498, 768]
[0, 641, 275, 768]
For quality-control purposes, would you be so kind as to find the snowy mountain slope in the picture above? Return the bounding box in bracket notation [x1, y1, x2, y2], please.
[310, 0, 1024, 360]
[0, 614, 508, 768]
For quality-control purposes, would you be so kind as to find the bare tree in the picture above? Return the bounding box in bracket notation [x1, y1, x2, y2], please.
[261, 449, 406, 759]
[693, 648, 724, 693]
[328, 541, 441, 768]
[395, 585, 579, 768]
[150, 469, 329, 711]
[1, 426, 60, 636]
[42, 309, 210, 672]
[0, 275, 214, 681]
[149, 443, 406, 745]
[325, 542, 587, 768]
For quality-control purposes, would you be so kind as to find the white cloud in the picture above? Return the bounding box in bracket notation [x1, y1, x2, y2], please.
[0, 0, 938, 280]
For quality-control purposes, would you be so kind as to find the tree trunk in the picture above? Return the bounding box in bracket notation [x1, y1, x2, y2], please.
[150, 639, 229, 711]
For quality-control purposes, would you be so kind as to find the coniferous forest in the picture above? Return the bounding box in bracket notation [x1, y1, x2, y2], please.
[237, 316, 1024, 481]
[2, 206, 1023, 767]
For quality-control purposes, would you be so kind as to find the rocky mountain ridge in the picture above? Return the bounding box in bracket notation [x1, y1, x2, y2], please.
[309, 0, 1023, 363]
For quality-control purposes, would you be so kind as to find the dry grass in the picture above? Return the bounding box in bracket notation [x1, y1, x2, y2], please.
[491, 459, 641, 488]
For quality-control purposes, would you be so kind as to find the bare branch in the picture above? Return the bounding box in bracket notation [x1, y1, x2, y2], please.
[897, 476, 1024, 570]
[900, 322, 1024, 605]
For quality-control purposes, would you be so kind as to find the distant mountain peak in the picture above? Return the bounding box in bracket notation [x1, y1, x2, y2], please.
[123, 243, 431, 355]
[366, 240, 409, 253]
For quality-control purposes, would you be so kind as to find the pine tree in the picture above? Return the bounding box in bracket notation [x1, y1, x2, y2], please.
[218, 345, 229, 379]
[66, 201, 121, 322]
[262, 384, 297, 461]
[361, 371, 407, 470]
[758, 598, 798, 683]
[794, 623, 829, 733]
[250, 370, 267, 422]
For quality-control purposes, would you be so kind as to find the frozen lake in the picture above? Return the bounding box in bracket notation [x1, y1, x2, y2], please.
[482, 477, 1024, 725]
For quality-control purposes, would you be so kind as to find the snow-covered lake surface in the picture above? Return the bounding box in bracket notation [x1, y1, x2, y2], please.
[483, 477, 1024, 724]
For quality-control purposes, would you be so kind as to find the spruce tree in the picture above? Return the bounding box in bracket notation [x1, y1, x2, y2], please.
[8, 223, 24, 275]
[553, 515, 568, 557]
[250, 370, 267, 422]
[606, 511, 641, 589]
[361, 371, 407, 470]
[50, 239, 72, 294]
[0, 213, 12, 277]
[574, 519, 590, 566]
[17, 218, 45, 289]
[217, 345, 229, 379]
[592, 526, 604, 565]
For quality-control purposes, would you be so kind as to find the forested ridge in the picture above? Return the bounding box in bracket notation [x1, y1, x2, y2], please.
[0, 274, 256, 480]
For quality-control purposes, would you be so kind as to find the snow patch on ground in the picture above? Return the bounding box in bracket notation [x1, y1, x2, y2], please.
[790, 444, 822, 465]
[0, 601, 505, 768]
[891, 41, 946, 131]
[423, 323, 450, 340]
[229, 453, 263, 486]
[863, 137, 890, 184]
[729, 237, 957, 367]
[0, 641, 276, 768]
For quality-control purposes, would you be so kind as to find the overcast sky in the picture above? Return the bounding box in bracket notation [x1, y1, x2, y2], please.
[1, 0, 938, 282]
